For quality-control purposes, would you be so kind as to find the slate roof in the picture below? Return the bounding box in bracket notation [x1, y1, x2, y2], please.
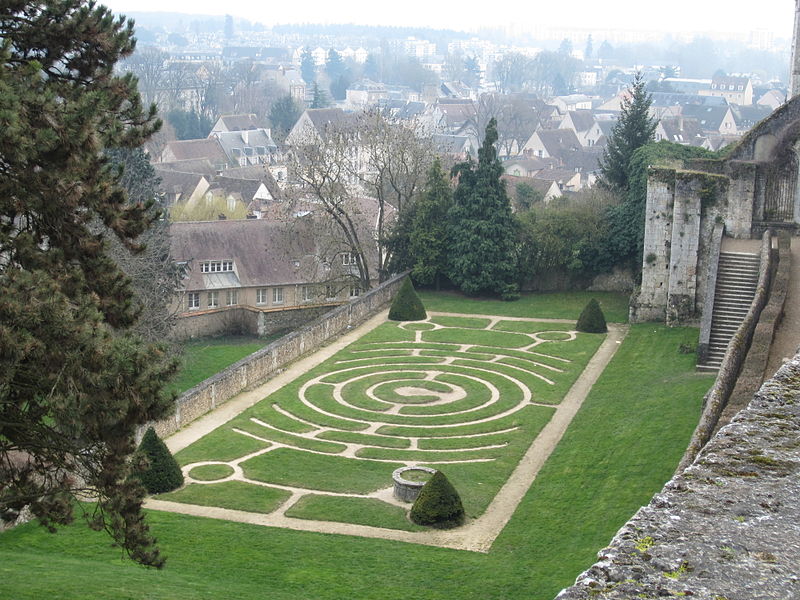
[212, 176, 264, 202]
[213, 129, 278, 161]
[222, 165, 283, 201]
[680, 105, 731, 132]
[217, 114, 264, 131]
[305, 108, 358, 131]
[154, 169, 207, 202]
[566, 110, 596, 132]
[535, 129, 583, 158]
[561, 147, 604, 173]
[432, 134, 472, 155]
[650, 92, 728, 108]
[730, 104, 773, 130]
[162, 139, 228, 166]
[657, 116, 705, 146]
[171, 197, 388, 291]
[156, 158, 217, 178]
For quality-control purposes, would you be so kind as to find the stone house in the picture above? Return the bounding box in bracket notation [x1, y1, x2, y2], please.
[522, 128, 582, 160]
[559, 110, 604, 147]
[170, 204, 383, 339]
[700, 75, 754, 106]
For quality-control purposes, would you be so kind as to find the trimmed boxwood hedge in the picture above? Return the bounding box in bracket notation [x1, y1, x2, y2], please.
[134, 427, 184, 494]
[388, 277, 427, 321]
[409, 470, 464, 528]
[575, 298, 607, 333]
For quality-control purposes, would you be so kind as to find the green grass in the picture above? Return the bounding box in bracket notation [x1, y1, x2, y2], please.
[418, 290, 630, 323]
[285, 496, 424, 532]
[159, 481, 291, 514]
[241, 448, 404, 494]
[174, 428, 269, 466]
[166, 335, 280, 396]
[187, 464, 234, 481]
[0, 324, 711, 600]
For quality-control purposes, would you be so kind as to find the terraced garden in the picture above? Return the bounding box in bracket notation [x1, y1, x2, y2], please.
[157, 313, 608, 542]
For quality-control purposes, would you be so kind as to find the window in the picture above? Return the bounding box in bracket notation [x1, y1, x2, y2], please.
[301, 286, 313, 302]
[273, 287, 284, 304]
[207, 291, 219, 308]
[256, 288, 267, 305]
[201, 261, 234, 273]
[341, 252, 357, 266]
[325, 285, 336, 299]
[349, 285, 360, 298]
[226, 289, 238, 306]
[187, 292, 200, 310]
[737, 85, 743, 91]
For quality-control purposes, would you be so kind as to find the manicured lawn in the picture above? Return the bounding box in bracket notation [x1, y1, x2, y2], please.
[165, 335, 281, 396]
[0, 324, 711, 600]
[419, 290, 630, 323]
[164, 312, 604, 522]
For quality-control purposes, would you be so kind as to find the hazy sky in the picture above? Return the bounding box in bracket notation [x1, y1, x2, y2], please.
[103, 0, 795, 38]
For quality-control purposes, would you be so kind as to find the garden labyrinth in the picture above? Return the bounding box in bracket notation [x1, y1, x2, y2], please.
[153, 312, 625, 550]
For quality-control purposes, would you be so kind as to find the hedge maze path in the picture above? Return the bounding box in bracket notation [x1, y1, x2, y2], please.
[154, 312, 623, 550]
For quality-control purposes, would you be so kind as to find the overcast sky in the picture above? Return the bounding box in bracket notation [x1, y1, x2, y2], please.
[103, 0, 795, 38]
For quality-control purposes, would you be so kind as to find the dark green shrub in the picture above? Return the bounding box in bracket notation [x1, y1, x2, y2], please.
[575, 298, 608, 333]
[409, 470, 465, 528]
[388, 277, 427, 321]
[134, 427, 184, 494]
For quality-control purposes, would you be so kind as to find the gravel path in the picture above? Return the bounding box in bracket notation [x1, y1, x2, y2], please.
[148, 315, 628, 552]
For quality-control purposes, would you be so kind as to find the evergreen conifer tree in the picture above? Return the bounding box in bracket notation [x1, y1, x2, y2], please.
[388, 278, 427, 321]
[410, 471, 465, 528]
[0, 0, 178, 567]
[134, 428, 184, 494]
[576, 298, 608, 333]
[599, 72, 657, 192]
[447, 119, 519, 299]
[310, 82, 330, 108]
[301, 48, 316, 84]
[409, 159, 453, 289]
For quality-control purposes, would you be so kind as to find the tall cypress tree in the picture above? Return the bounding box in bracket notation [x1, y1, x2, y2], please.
[599, 72, 657, 193]
[301, 48, 316, 84]
[409, 159, 453, 289]
[0, 0, 177, 567]
[447, 119, 519, 299]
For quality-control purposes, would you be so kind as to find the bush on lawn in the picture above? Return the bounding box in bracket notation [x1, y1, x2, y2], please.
[388, 277, 427, 321]
[134, 427, 184, 494]
[410, 470, 464, 528]
[576, 298, 607, 333]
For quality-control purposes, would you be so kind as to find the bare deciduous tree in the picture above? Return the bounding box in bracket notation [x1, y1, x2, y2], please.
[288, 111, 434, 288]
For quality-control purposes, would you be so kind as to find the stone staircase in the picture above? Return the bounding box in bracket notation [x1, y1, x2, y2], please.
[699, 251, 761, 371]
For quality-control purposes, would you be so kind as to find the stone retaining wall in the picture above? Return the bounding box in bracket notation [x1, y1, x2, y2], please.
[146, 272, 408, 439]
[555, 350, 800, 600]
[676, 231, 773, 472]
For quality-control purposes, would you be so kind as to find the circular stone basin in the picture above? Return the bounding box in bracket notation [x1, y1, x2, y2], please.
[392, 466, 438, 503]
[188, 463, 235, 481]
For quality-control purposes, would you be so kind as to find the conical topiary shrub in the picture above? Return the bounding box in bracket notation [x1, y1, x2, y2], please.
[134, 427, 184, 494]
[576, 298, 607, 333]
[409, 470, 465, 528]
[388, 277, 427, 321]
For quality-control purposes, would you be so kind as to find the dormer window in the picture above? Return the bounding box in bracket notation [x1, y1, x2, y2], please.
[201, 260, 234, 273]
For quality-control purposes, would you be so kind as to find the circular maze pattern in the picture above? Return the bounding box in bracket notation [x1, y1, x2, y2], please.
[179, 314, 597, 521]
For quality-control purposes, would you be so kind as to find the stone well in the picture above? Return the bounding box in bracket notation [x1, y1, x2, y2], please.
[392, 466, 437, 502]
